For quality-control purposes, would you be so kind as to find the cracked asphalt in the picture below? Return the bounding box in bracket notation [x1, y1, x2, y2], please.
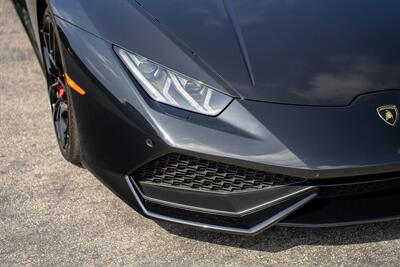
[1, 1, 400, 266]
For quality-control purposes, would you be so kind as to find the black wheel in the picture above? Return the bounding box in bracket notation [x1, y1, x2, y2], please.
[41, 8, 81, 165]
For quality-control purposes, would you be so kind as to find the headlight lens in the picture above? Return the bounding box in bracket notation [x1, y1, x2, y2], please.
[115, 47, 232, 116]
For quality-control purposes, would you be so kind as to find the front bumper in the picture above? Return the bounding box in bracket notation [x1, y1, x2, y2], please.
[56, 17, 400, 235]
[125, 153, 400, 235]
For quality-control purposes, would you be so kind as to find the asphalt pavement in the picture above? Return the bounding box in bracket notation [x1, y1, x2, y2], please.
[1, 1, 400, 266]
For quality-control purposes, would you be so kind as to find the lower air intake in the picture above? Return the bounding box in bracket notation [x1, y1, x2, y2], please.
[132, 153, 306, 193]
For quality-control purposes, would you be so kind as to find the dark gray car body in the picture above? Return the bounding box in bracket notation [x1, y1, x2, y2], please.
[13, 0, 400, 235]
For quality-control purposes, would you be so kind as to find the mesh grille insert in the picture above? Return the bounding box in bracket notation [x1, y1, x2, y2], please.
[132, 153, 306, 192]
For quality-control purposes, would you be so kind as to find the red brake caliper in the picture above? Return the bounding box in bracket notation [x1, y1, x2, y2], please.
[56, 81, 65, 98]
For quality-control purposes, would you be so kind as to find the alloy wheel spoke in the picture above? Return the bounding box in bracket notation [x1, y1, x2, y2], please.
[42, 16, 70, 150]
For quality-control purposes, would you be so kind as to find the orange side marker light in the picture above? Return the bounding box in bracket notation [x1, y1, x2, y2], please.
[65, 74, 86, 95]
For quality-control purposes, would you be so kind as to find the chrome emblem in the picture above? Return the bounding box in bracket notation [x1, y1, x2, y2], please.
[377, 105, 398, 126]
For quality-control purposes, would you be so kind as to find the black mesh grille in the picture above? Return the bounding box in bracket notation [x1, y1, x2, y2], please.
[132, 153, 306, 192]
[132, 153, 400, 196]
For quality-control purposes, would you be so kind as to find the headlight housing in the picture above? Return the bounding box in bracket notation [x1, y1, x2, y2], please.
[115, 47, 232, 116]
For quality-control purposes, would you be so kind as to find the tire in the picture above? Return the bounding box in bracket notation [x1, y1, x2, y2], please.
[41, 8, 81, 166]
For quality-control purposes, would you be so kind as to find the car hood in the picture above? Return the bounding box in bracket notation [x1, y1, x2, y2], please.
[52, 0, 400, 106]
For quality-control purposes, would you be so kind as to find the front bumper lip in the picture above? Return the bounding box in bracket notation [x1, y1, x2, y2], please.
[279, 216, 400, 228]
[127, 176, 317, 235]
[128, 173, 400, 235]
[135, 181, 316, 217]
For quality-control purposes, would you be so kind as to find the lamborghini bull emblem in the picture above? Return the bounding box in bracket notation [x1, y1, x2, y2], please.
[377, 105, 398, 126]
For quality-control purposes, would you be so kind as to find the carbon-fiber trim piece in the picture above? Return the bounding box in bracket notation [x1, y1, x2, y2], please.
[127, 177, 317, 235]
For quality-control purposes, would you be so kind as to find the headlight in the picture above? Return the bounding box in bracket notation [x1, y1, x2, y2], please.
[115, 47, 232, 116]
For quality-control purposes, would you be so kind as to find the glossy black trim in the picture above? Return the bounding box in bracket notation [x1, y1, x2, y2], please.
[128, 177, 317, 235]
[281, 187, 400, 227]
[136, 180, 315, 217]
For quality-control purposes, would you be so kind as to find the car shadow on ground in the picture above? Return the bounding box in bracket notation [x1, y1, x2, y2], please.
[156, 220, 400, 252]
